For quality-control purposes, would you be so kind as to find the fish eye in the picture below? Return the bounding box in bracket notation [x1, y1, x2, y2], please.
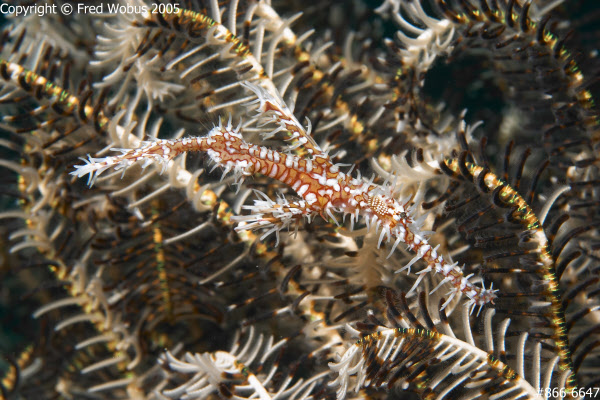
[399, 212, 407, 219]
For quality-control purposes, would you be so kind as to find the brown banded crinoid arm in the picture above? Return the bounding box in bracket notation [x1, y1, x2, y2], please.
[329, 305, 572, 400]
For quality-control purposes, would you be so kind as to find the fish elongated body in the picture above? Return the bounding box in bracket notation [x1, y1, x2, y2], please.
[72, 83, 497, 310]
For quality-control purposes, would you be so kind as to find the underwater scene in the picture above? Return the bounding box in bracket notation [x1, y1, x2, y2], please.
[0, 0, 599, 399]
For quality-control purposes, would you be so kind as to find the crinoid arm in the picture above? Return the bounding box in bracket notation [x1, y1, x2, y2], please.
[329, 304, 573, 400]
[329, 327, 542, 400]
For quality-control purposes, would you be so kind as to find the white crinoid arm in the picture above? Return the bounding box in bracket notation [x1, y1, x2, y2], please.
[328, 344, 365, 400]
[376, 0, 456, 76]
[160, 326, 295, 400]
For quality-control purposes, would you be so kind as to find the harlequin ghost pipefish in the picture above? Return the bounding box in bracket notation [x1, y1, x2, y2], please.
[71, 81, 497, 312]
